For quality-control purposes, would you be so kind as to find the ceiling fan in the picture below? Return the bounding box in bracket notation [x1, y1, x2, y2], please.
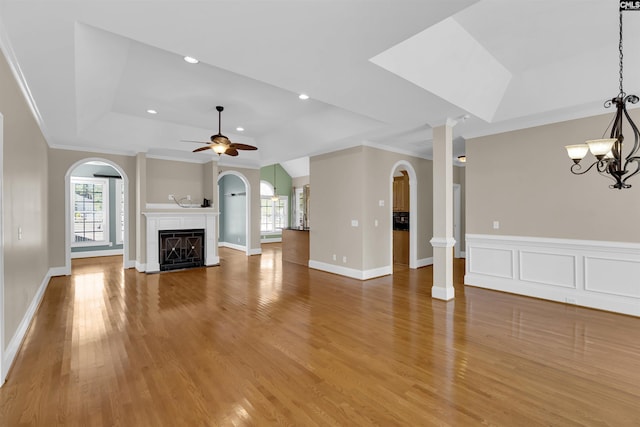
[183, 106, 257, 156]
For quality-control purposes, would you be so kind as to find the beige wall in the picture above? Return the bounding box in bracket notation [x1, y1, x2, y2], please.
[48, 149, 137, 267]
[466, 111, 640, 242]
[310, 146, 447, 271]
[146, 158, 205, 203]
[310, 146, 365, 268]
[292, 176, 309, 188]
[0, 51, 50, 348]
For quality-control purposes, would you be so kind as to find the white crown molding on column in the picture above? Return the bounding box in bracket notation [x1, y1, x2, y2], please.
[430, 237, 456, 248]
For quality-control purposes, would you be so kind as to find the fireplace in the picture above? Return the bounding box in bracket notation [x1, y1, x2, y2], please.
[159, 229, 205, 271]
[142, 211, 219, 273]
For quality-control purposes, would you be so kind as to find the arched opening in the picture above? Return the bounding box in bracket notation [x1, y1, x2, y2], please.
[390, 161, 418, 269]
[64, 158, 130, 274]
[217, 171, 252, 255]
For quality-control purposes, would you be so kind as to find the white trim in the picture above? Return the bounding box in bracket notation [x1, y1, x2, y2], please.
[248, 248, 262, 256]
[65, 158, 130, 276]
[261, 237, 282, 243]
[145, 203, 207, 210]
[431, 285, 455, 301]
[416, 257, 434, 268]
[135, 261, 146, 272]
[217, 171, 254, 256]
[453, 184, 461, 258]
[430, 237, 456, 248]
[460, 251, 466, 258]
[2, 269, 51, 384]
[71, 249, 124, 259]
[49, 266, 69, 277]
[115, 179, 124, 245]
[389, 160, 419, 269]
[219, 241, 246, 252]
[465, 234, 640, 317]
[124, 259, 136, 269]
[308, 260, 392, 280]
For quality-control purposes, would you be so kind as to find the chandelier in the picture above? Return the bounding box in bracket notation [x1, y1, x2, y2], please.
[565, 5, 640, 189]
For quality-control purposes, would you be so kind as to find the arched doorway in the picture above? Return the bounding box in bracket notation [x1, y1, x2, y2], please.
[64, 158, 130, 274]
[390, 161, 418, 269]
[217, 171, 252, 255]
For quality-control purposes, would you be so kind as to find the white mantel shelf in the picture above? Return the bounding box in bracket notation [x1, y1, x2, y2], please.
[143, 210, 220, 273]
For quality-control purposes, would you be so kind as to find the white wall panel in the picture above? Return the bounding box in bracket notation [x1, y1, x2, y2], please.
[465, 235, 640, 317]
[520, 251, 576, 288]
[585, 256, 640, 298]
[468, 247, 513, 278]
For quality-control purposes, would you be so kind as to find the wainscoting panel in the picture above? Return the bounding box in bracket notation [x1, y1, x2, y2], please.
[468, 246, 514, 278]
[519, 251, 576, 289]
[465, 234, 640, 317]
[585, 256, 640, 298]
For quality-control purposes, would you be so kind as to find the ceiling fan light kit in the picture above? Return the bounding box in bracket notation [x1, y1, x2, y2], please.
[183, 106, 258, 157]
[565, 4, 640, 189]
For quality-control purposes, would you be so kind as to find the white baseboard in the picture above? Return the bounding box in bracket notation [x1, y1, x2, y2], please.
[416, 257, 434, 268]
[261, 237, 282, 243]
[71, 249, 123, 259]
[432, 285, 455, 301]
[2, 268, 52, 384]
[465, 234, 640, 317]
[248, 248, 262, 256]
[308, 260, 391, 280]
[124, 259, 136, 269]
[219, 242, 246, 252]
[135, 261, 146, 272]
[49, 266, 69, 276]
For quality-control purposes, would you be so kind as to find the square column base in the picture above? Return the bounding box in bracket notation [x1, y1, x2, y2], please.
[431, 286, 455, 301]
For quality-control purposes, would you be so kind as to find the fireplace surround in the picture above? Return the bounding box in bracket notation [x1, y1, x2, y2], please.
[142, 211, 219, 273]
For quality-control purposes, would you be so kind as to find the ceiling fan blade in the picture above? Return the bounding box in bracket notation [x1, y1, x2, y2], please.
[193, 145, 213, 153]
[225, 147, 239, 156]
[181, 140, 210, 144]
[230, 143, 258, 151]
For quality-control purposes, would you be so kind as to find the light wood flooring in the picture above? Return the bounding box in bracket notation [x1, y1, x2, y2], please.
[0, 244, 639, 426]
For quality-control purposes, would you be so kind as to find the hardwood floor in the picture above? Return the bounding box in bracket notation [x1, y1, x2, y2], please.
[0, 244, 639, 426]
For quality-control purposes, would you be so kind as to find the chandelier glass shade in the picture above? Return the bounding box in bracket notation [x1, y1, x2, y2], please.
[565, 7, 640, 189]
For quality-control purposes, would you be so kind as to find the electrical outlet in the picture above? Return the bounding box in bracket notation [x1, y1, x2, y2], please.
[493, 221, 500, 229]
[374, 219, 379, 227]
[565, 297, 576, 305]
[187, 195, 191, 201]
[379, 200, 384, 207]
[342, 256, 347, 263]
[18, 226, 22, 241]
[351, 219, 358, 227]
[332, 254, 337, 261]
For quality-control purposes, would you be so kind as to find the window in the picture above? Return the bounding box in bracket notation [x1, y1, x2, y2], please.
[71, 177, 109, 246]
[260, 181, 288, 233]
[115, 179, 125, 244]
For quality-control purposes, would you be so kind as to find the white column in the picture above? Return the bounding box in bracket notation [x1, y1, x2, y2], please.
[430, 119, 456, 300]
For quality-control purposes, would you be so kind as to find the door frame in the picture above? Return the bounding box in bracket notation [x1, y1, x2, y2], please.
[389, 161, 418, 269]
[65, 158, 130, 274]
[453, 183, 461, 258]
[217, 171, 252, 255]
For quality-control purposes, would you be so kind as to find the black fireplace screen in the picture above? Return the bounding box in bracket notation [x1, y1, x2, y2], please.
[159, 229, 205, 271]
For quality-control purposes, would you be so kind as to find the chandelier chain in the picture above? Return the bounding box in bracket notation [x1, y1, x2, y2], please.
[619, 10, 624, 96]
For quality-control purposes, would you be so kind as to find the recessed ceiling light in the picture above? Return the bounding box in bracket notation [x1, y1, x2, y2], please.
[183, 56, 199, 64]
[146, 109, 157, 114]
[236, 127, 244, 132]
[298, 93, 309, 100]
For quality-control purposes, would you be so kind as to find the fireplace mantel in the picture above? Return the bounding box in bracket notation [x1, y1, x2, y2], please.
[142, 210, 220, 273]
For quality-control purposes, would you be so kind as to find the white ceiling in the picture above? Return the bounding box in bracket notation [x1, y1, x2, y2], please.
[1, 0, 638, 177]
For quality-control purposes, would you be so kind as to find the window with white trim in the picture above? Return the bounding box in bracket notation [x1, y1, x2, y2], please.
[71, 177, 109, 246]
[115, 179, 124, 244]
[260, 181, 288, 233]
